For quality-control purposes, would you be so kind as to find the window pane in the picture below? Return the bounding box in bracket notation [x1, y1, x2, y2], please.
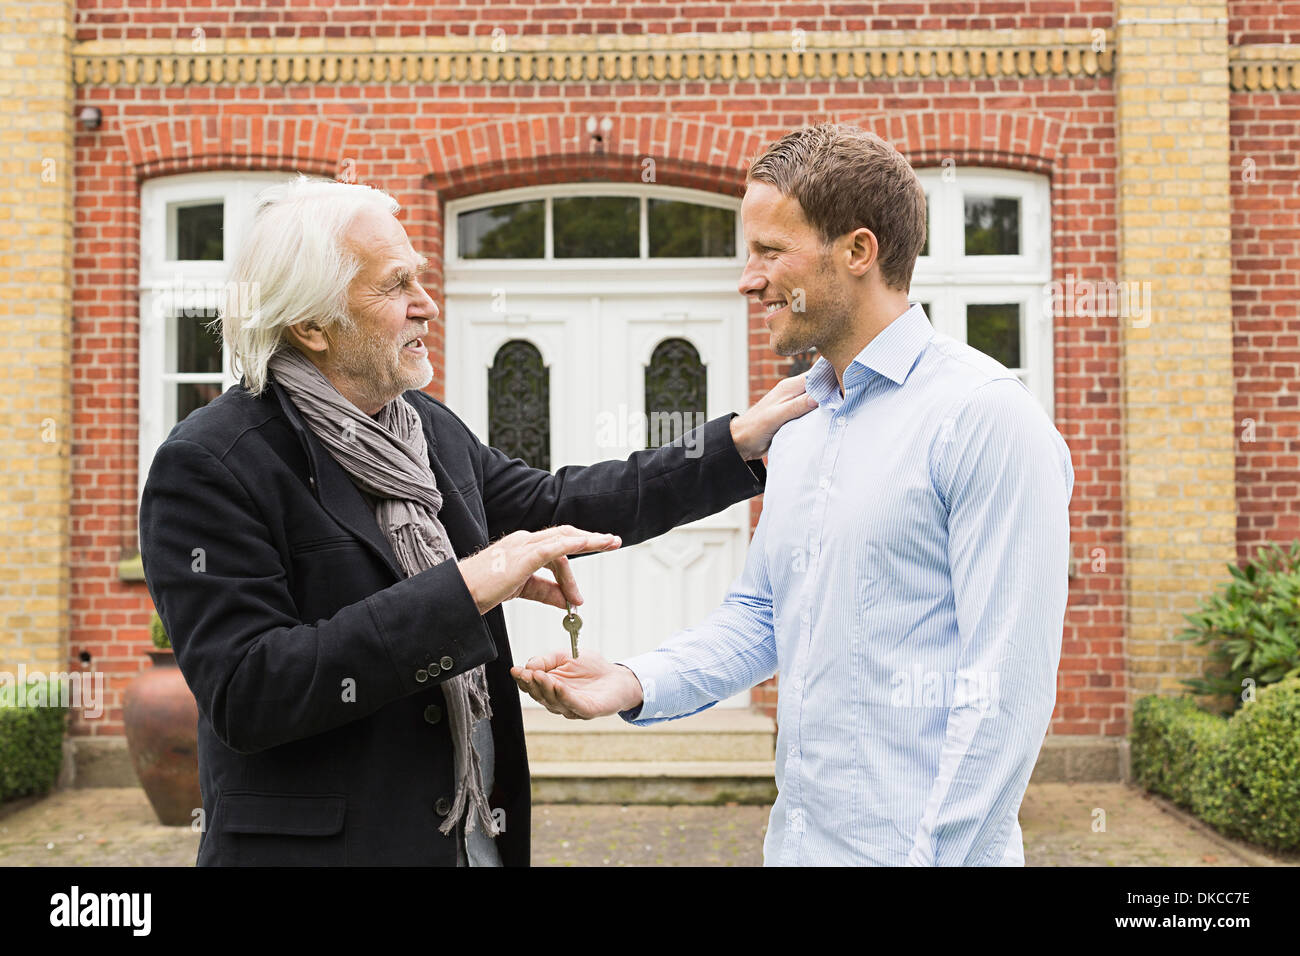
[966, 303, 1022, 368]
[645, 338, 707, 448]
[488, 340, 550, 471]
[553, 196, 638, 258]
[964, 195, 1020, 255]
[458, 201, 544, 259]
[176, 309, 223, 374]
[648, 200, 735, 257]
[175, 203, 224, 261]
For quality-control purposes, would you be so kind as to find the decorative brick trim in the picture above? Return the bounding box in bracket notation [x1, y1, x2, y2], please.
[425, 116, 769, 197]
[120, 115, 351, 177]
[1230, 44, 1300, 91]
[849, 111, 1069, 173]
[74, 30, 1115, 87]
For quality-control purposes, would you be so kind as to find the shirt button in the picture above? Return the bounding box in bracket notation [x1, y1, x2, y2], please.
[434, 797, 451, 816]
[439, 656, 454, 671]
[801, 611, 810, 625]
[819, 477, 829, 489]
[414, 668, 428, 683]
[424, 704, 442, 725]
[787, 745, 797, 758]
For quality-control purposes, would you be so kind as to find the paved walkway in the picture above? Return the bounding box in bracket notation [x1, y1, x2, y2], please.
[0, 783, 1289, 866]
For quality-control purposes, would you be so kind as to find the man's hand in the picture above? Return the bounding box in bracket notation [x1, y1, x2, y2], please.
[457, 526, 621, 616]
[510, 650, 644, 719]
[729, 373, 818, 460]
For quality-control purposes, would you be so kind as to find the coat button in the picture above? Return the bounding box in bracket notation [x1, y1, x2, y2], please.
[424, 704, 442, 724]
[435, 797, 451, 816]
[439, 656, 454, 671]
[427, 662, 441, 677]
[414, 668, 428, 683]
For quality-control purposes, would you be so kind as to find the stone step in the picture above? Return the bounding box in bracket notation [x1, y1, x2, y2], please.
[522, 708, 775, 763]
[530, 761, 777, 805]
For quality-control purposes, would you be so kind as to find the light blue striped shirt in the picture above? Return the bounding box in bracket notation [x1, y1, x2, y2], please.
[618, 303, 1074, 866]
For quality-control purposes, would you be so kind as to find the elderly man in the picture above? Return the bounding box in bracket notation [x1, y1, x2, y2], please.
[138, 175, 815, 867]
[514, 124, 1075, 866]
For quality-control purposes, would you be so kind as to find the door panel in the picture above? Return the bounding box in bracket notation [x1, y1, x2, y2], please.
[446, 288, 751, 708]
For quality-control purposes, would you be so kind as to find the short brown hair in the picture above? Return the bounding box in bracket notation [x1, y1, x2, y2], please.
[746, 124, 927, 292]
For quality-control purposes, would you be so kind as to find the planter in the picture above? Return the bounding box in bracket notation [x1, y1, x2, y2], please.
[122, 649, 202, 826]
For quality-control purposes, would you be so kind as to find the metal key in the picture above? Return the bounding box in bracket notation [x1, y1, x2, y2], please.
[563, 603, 582, 659]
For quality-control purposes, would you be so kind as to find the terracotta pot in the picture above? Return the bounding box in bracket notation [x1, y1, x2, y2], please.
[123, 649, 202, 827]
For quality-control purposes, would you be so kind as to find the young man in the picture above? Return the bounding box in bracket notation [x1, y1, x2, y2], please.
[513, 124, 1076, 866]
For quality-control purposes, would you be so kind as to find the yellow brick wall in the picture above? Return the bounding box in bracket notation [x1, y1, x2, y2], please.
[1116, 0, 1236, 702]
[0, 2, 74, 670]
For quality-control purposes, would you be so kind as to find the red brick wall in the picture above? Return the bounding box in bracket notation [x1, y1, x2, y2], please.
[74, 2, 1113, 42]
[70, 7, 1122, 738]
[1231, 3, 1300, 44]
[1231, 91, 1300, 566]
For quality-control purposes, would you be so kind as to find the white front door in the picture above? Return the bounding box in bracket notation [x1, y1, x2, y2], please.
[444, 276, 752, 707]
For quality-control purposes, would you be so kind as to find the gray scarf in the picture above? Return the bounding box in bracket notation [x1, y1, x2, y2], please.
[267, 346, 500, 841]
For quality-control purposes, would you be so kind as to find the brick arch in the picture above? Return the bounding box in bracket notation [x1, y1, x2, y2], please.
[120, 115, 352, 178]
[423, 116, 771, 199]
[846, 111, 1069, 175]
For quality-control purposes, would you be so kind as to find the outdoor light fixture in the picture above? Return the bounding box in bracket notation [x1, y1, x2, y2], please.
[78, 106, 102, 131]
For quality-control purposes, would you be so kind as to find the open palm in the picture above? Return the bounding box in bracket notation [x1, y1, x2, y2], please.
[510, 649, 642, 719]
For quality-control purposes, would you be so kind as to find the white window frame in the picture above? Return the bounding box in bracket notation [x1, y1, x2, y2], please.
[137, 172, 294, 508]
[445, 182, 744, 280]
[911, 168, 1054, 416]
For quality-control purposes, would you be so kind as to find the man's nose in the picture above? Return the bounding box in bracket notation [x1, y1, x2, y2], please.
[738, 256, 765, 298]
[413, 282, 439, 321]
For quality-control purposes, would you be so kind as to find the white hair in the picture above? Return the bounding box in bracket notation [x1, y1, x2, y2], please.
[210, 174, 401, 397]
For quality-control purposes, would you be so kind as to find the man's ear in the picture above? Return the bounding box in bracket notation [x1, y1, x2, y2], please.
[285, 319, 331, 357]
[845, 227, 879, 278]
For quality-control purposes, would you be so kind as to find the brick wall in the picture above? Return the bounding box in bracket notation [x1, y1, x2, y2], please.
[1231, 90, 1300, 563]
[1115, 0, 1237, 703]
[72, 2, 1114, 42]
[69, 6, 1255, 742]
[0, 2, 74, 675]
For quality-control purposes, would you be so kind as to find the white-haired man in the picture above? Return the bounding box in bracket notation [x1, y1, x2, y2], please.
[138, 176, 815, 866]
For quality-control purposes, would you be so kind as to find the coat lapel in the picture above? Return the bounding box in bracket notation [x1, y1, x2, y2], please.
[416, 405, 485, 559]
[270, 376, 483, 579]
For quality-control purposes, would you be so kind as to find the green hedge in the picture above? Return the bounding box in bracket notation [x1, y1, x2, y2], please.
[1132, 676, 1300, 851]
[0, 677, 68, 803]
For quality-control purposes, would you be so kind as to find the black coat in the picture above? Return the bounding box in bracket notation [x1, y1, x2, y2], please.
[138, 371, 765, 866]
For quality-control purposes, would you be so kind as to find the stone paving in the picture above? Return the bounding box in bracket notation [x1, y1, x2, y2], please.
[0, 783, 1289, 866]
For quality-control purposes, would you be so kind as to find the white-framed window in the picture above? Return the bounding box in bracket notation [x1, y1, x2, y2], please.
[137, 172, 295, 506]
[446, 183, 743, 271]
[911, 168, 1054, 415]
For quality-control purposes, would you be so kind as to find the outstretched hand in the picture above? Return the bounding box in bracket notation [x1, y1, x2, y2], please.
[510, 649, 644, 720]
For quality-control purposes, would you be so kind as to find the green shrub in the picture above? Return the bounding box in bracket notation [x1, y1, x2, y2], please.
[1130, 694, 1230, 808]
[1217, 677, 1300, 851]
[0, 676, 68, 803]
[1177, 540, 1300, 712]
[1131, 677, 1300, 851]
[150, 610, 170, 650]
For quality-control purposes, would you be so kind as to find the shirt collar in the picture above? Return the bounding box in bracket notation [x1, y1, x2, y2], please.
[803, 302, 935, 404]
